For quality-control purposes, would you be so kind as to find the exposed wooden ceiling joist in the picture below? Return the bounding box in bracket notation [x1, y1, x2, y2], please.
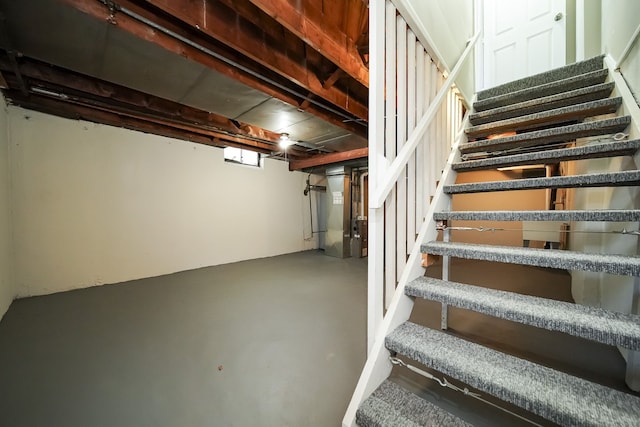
[62, 0, 368, 138]
[6, 87, 309, 157]
[6, 89, 260, 152]
[0, 55, 290, 145]
[0, 54, 313, 159]
[0, 12, 27, 95]
[1, 0, 370, 170]
[289, 147, 368, 171]
[141, 0, 367, 119]
[246, 0, 368, 88]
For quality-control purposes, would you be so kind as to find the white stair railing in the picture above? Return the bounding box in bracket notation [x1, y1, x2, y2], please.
[344, 0, 479, 425]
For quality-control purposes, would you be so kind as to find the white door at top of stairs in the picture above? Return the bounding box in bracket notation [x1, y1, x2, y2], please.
[483, 0, 567, 88]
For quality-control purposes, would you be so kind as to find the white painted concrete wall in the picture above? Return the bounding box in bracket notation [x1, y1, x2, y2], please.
[0, 95, 13, 319]
[602, 0, 640, 100]
[566, 0, 577, 65]
[8, 107, 317, 298]
[569, 1, 640, 319]
[404, 0, 475, 102]
[576, 0, 602, 61]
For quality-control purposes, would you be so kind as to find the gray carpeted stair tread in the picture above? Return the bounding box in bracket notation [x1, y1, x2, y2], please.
[474, 69, 609, 112]
[444, 170, 640, 194]
[406, 276, 640, 350]
[386, 321, 640, 426]
[469, 82, 615, 125]
[453, 139, 640, 171]
[466, 97, 622, 139]
[433, 209, 640, 222]
[356, 379, 472, 427]
[420, 241, 640, 276]
[476, 55, 605, 101]
[459, 116, 631, 155]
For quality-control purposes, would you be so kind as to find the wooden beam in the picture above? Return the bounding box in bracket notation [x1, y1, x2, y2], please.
[131, 0, 368, 120]
[0, 14, 27, 95]
[61, 0, 367, 138]
[322, 68, 344, 89]
[298, 92, 313, 111]
[6, 84, 285, 154]
[289, 147, 368, 170]
[4, 90, 245, 151]
[246, 0, 368, 88]
[6, 89, 317, 159]
[0, 60, 314, 158]
[0, 55, 288, 145]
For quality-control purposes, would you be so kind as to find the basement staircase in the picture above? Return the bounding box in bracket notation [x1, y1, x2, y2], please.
[354, 56, 640, 426]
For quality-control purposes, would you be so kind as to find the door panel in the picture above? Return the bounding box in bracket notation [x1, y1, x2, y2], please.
[483, 0, 566, 88]
[527, 30, 554, 75]
[528, 0, 552, 21]
[494, 42, 518, 85]
[495, 1, 518, 35]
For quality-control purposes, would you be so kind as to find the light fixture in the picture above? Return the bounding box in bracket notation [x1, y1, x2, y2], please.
[279, 133, 294, 148]
[497, 164, 545, 172]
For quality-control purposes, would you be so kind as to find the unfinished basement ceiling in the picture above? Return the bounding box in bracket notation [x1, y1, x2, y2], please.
[0, 0, 369, 170]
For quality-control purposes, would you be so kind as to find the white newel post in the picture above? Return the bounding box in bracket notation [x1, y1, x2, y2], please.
[367, 0, 385, 354]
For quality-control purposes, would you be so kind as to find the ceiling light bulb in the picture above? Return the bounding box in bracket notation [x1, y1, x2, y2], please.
[279, 133, 293, 148]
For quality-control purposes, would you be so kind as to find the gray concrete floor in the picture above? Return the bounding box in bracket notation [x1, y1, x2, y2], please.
[0, 250, 367, 427]
[0, 252, 634, 426]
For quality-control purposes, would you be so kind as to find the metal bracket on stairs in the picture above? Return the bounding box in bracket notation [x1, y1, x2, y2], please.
[389, 356, 543, 426]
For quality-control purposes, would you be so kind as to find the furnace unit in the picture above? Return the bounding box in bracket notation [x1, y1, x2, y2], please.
[325, 166, 351, 258]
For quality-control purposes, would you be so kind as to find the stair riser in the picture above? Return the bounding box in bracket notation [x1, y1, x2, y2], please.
[356, 380, 472, 427]
[445, 171, 640, 194]
[386, 322, 640, 427]
[466, 98, 622, 140]
[476, 55, 605, 101]
[421, 243, 640, 276]
[406, 277, 640, 350]
[474, 69, 609, 112]
[470, 82, 616, 126]
[459, 117, 631, 155]
[454, 140, 640, 172]
[433, 210, 640, 222]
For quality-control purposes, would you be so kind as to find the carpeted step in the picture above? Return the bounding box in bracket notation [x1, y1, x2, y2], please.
[386, 321, 640, 426]
[466, 97, 622, 140]
[458, 116, 631, 155]
[420, 241, 640, 276]
[474, 69, 609, 112]
[406, 276, 640, 350]
[476, 56, 604, 100]
[433, 209, 640, 222]
[444, 170, 640, 194]
[356, 379, 472, 427]
[453, 139, 640, 172]
[469, 82, 615, 125]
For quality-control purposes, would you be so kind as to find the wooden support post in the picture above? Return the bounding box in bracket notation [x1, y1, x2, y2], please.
[396, 15, 408, 284]
[366, 0, 386, 355]
[383, 2, 397, 310]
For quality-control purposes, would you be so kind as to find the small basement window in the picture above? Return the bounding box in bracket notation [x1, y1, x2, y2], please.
[223, 147, 261, 167]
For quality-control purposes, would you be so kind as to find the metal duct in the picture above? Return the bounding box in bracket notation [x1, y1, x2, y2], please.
[325, 166, 351, 258]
